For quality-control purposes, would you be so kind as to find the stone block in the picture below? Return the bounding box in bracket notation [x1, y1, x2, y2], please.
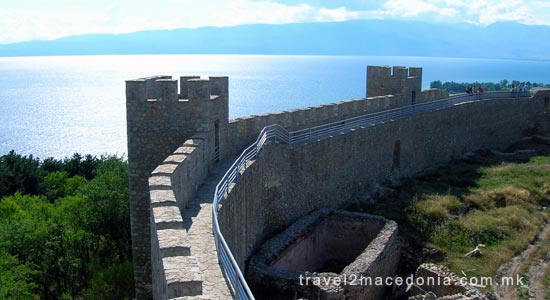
[149, 175, 172, 190]
[174, 146, 197, 155]
[153, 206, 184, 230]
[157, 229, 191, 257]
[150, 189, 178, 207]
[164, 154, 187, 164]
[152, 164, 179, 176]
[184, 139, 203, 147]
[163, 256, 203, 298]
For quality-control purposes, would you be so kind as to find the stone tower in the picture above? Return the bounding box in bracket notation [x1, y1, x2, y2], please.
[367, 66, 422, 104]
[126, 75, 229, 299]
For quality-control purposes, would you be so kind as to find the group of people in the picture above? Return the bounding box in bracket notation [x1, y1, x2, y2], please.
[466, 86, 483, 95]
[511, 83, 529, 92]
[465, 83, 530, 96]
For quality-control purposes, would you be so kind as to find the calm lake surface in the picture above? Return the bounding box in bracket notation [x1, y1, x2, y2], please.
[1, 54, 550, 158]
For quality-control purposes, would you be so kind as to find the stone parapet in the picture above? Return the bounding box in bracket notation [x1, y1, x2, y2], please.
[148, 133, 214, 299]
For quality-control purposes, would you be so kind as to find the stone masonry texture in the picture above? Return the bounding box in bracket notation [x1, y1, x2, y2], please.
[126, 67, 550, 299]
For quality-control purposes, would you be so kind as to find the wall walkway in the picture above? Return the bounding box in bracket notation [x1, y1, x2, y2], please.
[181, 157, 236, 299]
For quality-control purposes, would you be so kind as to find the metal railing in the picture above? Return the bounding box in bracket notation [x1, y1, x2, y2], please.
[212, 124, 288, 300]
[210, 91, 531, 300]
[290, 91, 530, 146]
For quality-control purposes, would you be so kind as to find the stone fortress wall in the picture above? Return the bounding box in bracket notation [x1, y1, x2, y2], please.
[127, 75, 229, 298]
[126, 66, 550, 299]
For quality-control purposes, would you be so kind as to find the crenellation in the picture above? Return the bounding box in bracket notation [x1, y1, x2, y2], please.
[179, 76, 200, 99]
[267, 113, 282, 128]
[152, 163, 179, 176]
[148, 175, 172, 190]
[183, 137, 203, 147]
[174, 146, 196, 155]
[287, 109, 299, 129]
[163, 154, 187, 164]
[126, 79, 148, 102]
[153, 79, 179, 102]
[392, 66, 408, 78]
[304, 108, 318, 128]
[254, 114, 270, 133]
[370, 97, 381, 111]
[145, 76, 172, 99]
[152, 206, 184, 230]
[338, 101, 351, 118]
[163, 256, 203, 298]
[318, 105, 330, 125]
[409, 67, 422, 78]
[367, 65, 391, 78]
[208, 76, 228, 96]
[149, 189, 178, 208]
[351, 100, 363, 115]
[156, 229, 191, 257]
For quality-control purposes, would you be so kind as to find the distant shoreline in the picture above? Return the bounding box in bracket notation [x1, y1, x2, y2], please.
[1, 53, 550, 63]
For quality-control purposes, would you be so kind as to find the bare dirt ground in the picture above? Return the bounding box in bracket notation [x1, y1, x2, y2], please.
[493, 223, 550, 300]
[528, 255, 550, 300]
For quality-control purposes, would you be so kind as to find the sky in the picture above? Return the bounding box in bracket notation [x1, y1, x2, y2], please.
[0, 0, 549, 44]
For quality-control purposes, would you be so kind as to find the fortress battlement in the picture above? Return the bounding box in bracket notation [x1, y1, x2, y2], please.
[126, 76, 228, 103]
[126, 66, 550, 300]
[366, 65, 422, 79]
[366, 65, 423, 100]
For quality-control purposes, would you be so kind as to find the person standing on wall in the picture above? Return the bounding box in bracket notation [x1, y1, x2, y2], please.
[478, 86, 483, 99]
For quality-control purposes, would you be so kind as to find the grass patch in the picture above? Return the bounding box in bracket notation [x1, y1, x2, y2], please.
[346, 152, 550, 278]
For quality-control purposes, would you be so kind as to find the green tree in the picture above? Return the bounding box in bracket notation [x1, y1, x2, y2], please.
[63, 153, 99, 180]
[80, 156, 131, 262]
[0, 152, 134, 299]
[0, 150, 44, 198]
[43, 171, 87, 201]
[0, 249, 37, 300]
[430, 80, 442, 89]
[500, 79, 509, 88]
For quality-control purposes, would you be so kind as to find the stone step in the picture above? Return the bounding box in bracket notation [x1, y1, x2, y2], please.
[163, 255, 203, 298]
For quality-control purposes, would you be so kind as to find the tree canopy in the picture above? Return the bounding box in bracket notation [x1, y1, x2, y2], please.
[430, 79, 550, 94]
[0, 151, 133, 300]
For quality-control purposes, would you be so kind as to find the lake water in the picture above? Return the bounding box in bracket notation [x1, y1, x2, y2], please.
[1, 54, 549, 158]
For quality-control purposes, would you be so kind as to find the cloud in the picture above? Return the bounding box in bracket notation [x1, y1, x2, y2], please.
[383, 0, 441, 17]
[247, 0, 382, 10]
[463, 0, 544, 25]
[373, 0, 549, 26]
[0, 0, 548, 44]
[206, 1, 369, 26]
[0, 0, 373, 44]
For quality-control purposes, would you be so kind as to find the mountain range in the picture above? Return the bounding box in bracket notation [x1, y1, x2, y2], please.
[1, 20, 549, 60]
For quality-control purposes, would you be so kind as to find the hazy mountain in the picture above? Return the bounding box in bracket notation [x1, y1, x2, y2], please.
[1, 20, 549, 60]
